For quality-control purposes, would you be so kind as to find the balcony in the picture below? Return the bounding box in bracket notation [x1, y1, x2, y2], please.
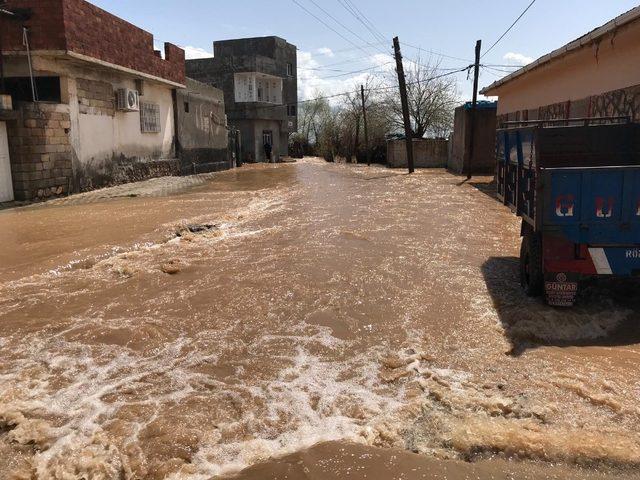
[234, 72, 283, 105]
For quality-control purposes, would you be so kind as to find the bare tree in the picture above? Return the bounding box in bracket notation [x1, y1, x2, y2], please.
[383, 56, 458, 138]
[340, 76, 387, 162]
[303, 95, 332, 144]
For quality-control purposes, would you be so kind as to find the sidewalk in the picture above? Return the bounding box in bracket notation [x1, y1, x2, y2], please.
[0, 173, 217, 210]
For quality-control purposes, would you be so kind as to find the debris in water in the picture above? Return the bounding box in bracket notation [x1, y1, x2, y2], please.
[176, 223, 220, 237]
[161, 260, 182, 275]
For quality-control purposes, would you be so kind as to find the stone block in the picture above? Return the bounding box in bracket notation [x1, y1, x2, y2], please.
[32, 145, 48, 154]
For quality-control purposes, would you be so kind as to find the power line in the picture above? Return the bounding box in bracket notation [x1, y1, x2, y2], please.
[297, 40, 388, 57]
[481, 65, 519, 75]
[307, 0, 376, 47]
[291, 0, 374, 58]
[481, 0, 537, 59]
[310, 62, 394, 80]
[345, 0, 388, 43]
[400, 41, 473, 63]
[336, 0, 387, 45]
[241, 66, 472, 112]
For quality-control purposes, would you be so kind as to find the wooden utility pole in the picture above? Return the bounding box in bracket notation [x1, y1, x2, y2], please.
[392, 36, 414, 174]
[467, 39, 482, 180]
[360, 85, 371, 167]
[353, 115, 360, 164]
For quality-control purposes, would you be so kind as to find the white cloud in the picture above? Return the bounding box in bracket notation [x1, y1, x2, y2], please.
[316, 47, 335, 57]
[370, 53, 395, 71]
[182, 45, 214, 60]
[298, 51, 390, 104]
[503, 52, 533, 65]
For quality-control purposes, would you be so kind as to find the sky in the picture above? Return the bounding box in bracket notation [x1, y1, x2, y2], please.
[91, 0, 639, 103]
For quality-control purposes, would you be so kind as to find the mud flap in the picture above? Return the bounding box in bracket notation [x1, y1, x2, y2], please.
[544, 272, 579, 307]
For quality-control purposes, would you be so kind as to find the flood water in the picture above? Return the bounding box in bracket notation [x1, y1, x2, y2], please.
[1, 158, 639, 479]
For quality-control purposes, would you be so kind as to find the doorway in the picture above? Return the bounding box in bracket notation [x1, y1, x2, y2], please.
[262, 130, 273, 162]
[0, 121, 13, 202]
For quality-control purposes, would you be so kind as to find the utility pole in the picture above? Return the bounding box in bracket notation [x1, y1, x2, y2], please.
[393, 36, 414, 174]
[353, 115, 360, 164]
[360, 84, 371, 167]
[467, 39, 482, 180]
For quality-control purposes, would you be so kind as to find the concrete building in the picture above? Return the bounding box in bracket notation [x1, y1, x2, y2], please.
[0, 0, 185, 201]
[175, 78, 230, 174]
[448, 101, 497, 175]
[386, 138, 449, 169]
[481, 7, 640, 125]
[186, 36, 297, 163]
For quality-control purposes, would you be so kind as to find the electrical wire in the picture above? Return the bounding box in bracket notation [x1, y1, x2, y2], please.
[302, 62, 394, 78]
[234, 66, 472, 113]
[481, 0, 537, 58]
[297, 40, 389, 57]
[306, 0, 375, 47]
[400, 41, 473, 63]
[344, 0, 388, 43]
[336, 0, 387, 45]
[291, 0, 374, 57]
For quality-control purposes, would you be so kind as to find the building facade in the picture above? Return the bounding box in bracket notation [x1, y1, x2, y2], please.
[186, 36, 297, 163]
[175, 78, 230, 175]
[481, 7, 640, 125]
[0, 0, 186, 200]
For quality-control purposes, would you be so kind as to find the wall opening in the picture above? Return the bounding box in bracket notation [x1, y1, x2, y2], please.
[4, 76, 62, 103]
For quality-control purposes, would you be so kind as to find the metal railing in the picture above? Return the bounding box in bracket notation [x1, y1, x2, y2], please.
[499, 116, 631, 129]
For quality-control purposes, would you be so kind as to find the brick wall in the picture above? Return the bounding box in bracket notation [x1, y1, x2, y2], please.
[1, 0, 185, 85]
[76, 78, 115, 116]
[7, 103, 73, 200]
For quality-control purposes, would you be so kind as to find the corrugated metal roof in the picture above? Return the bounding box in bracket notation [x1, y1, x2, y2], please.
[480, 6, 640, 95]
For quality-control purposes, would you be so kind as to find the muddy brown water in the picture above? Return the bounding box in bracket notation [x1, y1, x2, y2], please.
[0, 158, 639, 479]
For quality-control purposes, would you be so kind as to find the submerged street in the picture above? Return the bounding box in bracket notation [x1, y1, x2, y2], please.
[1, 159, 639, 479]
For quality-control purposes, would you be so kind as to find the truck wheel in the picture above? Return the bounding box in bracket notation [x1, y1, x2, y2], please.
[520, 233, 544, 297]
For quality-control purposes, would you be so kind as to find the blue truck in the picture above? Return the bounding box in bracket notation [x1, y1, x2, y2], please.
[496, 119, 640, 306]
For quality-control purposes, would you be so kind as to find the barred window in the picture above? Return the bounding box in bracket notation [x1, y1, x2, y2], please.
[140, 102, 161, 133]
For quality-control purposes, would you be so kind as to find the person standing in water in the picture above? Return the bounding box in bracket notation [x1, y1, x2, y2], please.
[264, 142, 273, 162]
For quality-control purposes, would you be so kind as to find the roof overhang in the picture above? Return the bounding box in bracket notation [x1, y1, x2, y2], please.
[2, 50, 186, 89]
[480, 6, 640, 96]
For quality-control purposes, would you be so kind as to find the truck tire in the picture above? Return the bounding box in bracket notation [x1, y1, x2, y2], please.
[520, 233, 544, 297]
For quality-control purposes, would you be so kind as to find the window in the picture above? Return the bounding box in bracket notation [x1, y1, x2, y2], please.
[287, 63, 293, 76]
[184, 101, 190, 113]
[140, 102, 161, 133]
[4, 76, 61, 103]
[287, 105, 297, 117]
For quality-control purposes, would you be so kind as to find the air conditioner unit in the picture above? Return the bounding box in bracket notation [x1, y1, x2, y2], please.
[116, 88, 140, 112]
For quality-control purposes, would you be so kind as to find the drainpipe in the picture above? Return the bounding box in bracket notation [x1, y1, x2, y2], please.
[0, 16, 4, 94]
[171, 87, 182, 172]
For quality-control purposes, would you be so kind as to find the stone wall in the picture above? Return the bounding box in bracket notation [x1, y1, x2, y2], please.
[7, 102, 73, 200]
[448, 105, 498, 175]
[76, 78, 115, 116]
[387, 138, 449, 169]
